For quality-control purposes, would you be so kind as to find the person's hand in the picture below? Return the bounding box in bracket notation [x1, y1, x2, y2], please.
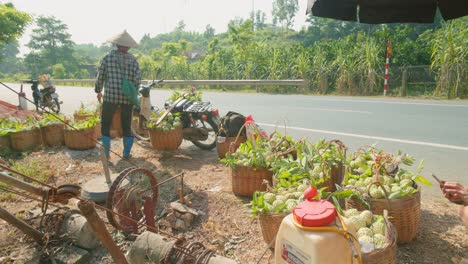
[97, 92, 102, 102]
[440, 181, 468, 205]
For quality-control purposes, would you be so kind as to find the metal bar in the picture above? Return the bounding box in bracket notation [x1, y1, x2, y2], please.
[0, 172, 47, 197]
[178, 174, 185, 204]
[0, 185, 63, 209]
[0, 206, 44, 245]
[407, 82, 437, 85]
[51, 79, 306, 86]
[0, 164, 56, 189]
[156, 172, 185, 187]
[78, 200, 129, 264]
[99, 147, 112, 184]
[76, 196, 180, 241]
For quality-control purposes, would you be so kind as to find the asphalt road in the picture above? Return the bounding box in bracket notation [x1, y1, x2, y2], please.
[2, 83, 468, 197]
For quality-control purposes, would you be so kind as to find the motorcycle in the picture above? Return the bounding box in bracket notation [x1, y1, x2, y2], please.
[131, 80, 220, 150]
[22, 75, 61, 113]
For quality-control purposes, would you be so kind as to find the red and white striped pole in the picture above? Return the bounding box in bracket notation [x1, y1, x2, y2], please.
[383, 39, 392, 96]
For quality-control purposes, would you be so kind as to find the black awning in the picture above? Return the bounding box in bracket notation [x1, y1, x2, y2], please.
[308, 0, 358, 22]
[307, 0, 468, 24]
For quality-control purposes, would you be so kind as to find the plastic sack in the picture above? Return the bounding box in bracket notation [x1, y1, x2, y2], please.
[122, 77, 140, 109]
[39, 74, 53, 88]
[139, 96, 152, 120]
[244, 115, 268, 145]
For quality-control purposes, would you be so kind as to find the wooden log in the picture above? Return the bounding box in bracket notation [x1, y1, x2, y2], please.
[78, 200, 128, 264]
[0, 206, 43, 245]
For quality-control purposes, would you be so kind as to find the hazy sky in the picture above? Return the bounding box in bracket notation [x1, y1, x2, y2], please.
[9, 0, 309, 53]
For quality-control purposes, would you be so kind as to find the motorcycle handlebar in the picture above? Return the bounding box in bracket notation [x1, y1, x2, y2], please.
[20, 79, 38, 84]
[144, 79, 163, 88]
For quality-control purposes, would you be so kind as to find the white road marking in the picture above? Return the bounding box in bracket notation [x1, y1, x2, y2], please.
[284, 106, 372, 114]
[310, 98, 468, 108]
[258, 123, 468, 151]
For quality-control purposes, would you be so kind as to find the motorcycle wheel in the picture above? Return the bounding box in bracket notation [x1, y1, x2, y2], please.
[43, 95, 60, 113]
[191, 115, 219, 150]
[50, 98, 61, 113]
[131, 114, 150, 141]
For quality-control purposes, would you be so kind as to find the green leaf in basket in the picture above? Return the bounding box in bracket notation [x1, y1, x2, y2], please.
[414, 175, 432, 186]
[349, 193, 370, 210]
[331, 189, 355, 199]
[280, 178, 291, 188]
[258, 192, 264, 208]
[416, 160, 425, 174]
[332, 196, 344, 216]
[279, 170, 291, 179]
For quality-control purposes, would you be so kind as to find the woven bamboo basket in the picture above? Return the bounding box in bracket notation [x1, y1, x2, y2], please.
[74, 112, 105, 139]
[42, 124, 64, 147]
[346, 187, 421, 243]
[0, 135, 11, 149]
[319, 163, 345, 192]
[64, 127, 96, 150]
[95, 123, 102, 140]
[231, 165, 273, 197]
[10, 129, 41, 151]
[259, 212, 288, 249]
[216, 136, 247, 159]
[361, 222, 397, 264]
[73, 113, 94, 121]
[149, 127, 183, 151]
[110, 109, 122, 138]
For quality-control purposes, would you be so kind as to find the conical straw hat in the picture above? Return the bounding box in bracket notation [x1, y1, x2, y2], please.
[106, 30, 139, 48]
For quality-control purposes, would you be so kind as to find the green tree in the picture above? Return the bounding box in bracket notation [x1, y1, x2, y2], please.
[175, 20, 186, 32]
[254, 11, 267, 30]
[203, 24, 215, 39]
[431, 18, 468, 98]
[0, 41, 22, 75]
[25, 15, 78, 77]
[0, 3, 31, 59]
[272, 0, 299, 29]
[74, 43, 108, 65]
[51, 63, 66, 78]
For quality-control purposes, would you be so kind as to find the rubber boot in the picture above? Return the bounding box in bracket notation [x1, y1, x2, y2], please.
[102, 136, 111, 159]
[123, 136, 134, 159]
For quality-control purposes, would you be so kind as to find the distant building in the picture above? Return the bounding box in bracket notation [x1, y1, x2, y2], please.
[183, 50, 205, 60]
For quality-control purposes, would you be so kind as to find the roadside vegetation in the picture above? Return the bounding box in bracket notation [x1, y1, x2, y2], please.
[0, 2, 466, 97]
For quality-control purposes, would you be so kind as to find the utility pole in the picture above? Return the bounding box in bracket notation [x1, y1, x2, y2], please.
[383, 39, 392, 96]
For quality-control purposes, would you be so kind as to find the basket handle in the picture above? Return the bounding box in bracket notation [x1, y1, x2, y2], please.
[366, 180, 392, 210]
[229, 122, 248, 151]
[311, 139, 348, 181]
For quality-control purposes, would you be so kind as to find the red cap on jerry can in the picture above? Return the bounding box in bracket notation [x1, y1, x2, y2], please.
[293, 186, 336, 227]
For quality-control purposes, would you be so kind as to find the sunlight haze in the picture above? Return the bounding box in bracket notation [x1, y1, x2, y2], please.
[8, 0, 309, 54]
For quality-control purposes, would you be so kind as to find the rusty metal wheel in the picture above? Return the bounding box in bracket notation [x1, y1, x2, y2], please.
[106, 167, 159, 234]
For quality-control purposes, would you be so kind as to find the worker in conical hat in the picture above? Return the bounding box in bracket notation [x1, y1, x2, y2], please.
[106, 30, 139, 48]
[95, 30, 141, 160]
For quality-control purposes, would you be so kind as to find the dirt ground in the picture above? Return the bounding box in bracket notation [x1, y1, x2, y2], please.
[0, 140, 467, 264]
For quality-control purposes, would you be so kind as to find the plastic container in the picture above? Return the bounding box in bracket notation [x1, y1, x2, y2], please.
[275, 187, 360, 264]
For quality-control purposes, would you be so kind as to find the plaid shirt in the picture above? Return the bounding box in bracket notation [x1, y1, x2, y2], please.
[95, 50, 141, 105]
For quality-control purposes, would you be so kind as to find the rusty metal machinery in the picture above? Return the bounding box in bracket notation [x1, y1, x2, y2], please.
[106, 167, 159, 234]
